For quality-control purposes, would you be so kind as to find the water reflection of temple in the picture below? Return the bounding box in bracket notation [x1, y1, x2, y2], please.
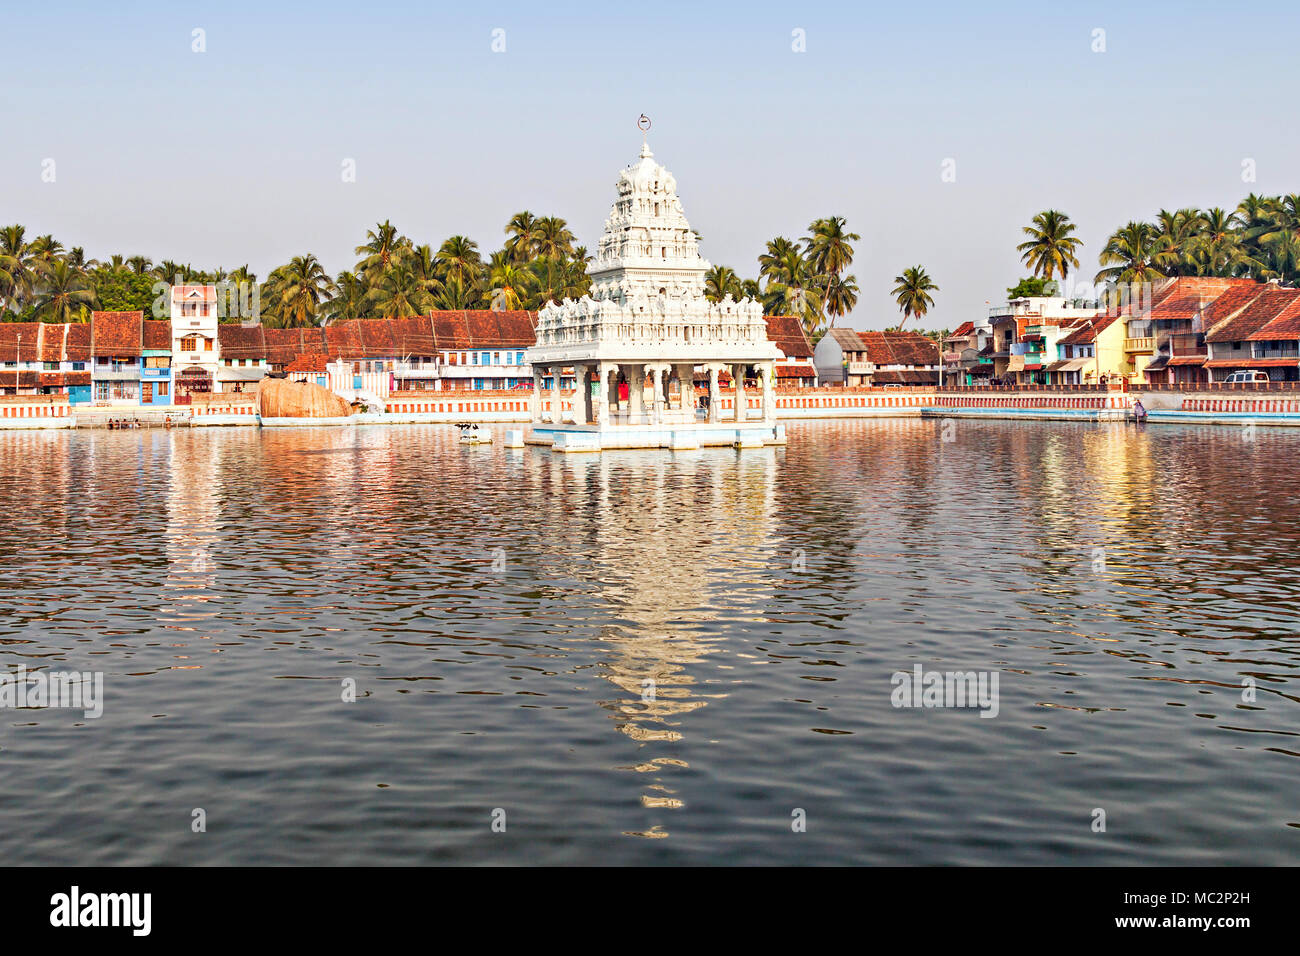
[517, 447, 779, 829]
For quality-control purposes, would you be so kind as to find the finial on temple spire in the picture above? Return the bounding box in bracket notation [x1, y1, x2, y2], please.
[638, 114, 651, 156]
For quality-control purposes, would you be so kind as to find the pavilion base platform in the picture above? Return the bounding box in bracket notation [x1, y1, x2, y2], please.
[528, 421, 786, 453]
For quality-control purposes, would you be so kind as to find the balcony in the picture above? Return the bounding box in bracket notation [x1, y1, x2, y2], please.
[1124, 336, 1155, 353]
[846, 361, 872, 375]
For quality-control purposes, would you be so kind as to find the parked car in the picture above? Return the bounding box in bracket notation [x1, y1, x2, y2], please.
[1223, 370, 1271, 384]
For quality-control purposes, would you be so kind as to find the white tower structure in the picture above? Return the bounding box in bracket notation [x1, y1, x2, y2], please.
[525, 123, 783, 452]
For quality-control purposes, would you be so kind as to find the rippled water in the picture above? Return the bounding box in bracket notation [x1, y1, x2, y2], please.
[1, 419, 1297, 865]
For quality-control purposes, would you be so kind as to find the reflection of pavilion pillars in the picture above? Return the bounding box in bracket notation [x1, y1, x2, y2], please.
[706, 363, 723, 424]
[733, 363, 747, 422]
[531, 368, 544, 423]
[675, 364, 695, 420]
[549, 364, 563, 424]
[627, 363, 645, 424]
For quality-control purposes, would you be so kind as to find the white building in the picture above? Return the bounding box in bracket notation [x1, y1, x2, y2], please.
[170, 285, 220, 399]
[524, 134, 783, 451]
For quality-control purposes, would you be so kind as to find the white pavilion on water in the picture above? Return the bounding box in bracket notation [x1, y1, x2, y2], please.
[525, 125, 785, 452]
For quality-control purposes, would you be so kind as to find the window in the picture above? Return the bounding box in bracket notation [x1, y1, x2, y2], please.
[204, 339, 213, 351]
[180, 337, 197, 352]
[145, 356, 169, 369]
[158, 382, 169, 397]
[72, 362, 85, 371]
[516, 352, 524, 365]
[44, 361, 57, 371]
[471, 353, 478, 365]
[493, 352, 500, 364]
[95, 382, 110, 401]
[481, 352, 490, 365]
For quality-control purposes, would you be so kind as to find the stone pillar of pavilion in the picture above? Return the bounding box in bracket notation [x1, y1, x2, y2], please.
[733, 364, 747, 423]
[675, 363, 695, 421]
[760, 362, 777, 421]
[627, 363, 645, 424]
[531, 368, 544, 423]
[549, 367, 563, 424]
[705, 363, 724, 424]
[647, 364, 664, 425]
[580, 365, 594, 424]
[597, 362, 615, 426]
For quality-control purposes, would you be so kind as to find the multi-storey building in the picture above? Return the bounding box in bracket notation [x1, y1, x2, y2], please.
[170, 285, 220, 400]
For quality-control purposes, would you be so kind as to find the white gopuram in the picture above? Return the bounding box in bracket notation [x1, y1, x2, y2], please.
[525, 126, 785, 452]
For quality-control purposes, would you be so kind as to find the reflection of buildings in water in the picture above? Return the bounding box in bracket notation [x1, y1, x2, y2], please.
[165, 431, 221, 601]
[524, 448, 778, 825]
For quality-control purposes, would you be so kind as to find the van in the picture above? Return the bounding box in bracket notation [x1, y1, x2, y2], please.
[1223, 370, 1271, 384]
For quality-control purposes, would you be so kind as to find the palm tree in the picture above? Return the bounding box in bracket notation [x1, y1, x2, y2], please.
[319, 270, 368, 324]
[530, 216, 576, 299]
[704, 265, 742, 302]
[488, 257, 533, 311]
[805, 216, 861, 327]
[891, 266, 938, 329]
[1151, 208, 1204, 276]
[1095, 221, 1164, 286]
[434, 235, 483, 291]
[365, 262, 432, 318]
[1192, 208, 1255, 277]
[823, 272, 860, 325]
[34, 259, 95, 323]
[0, 225, 38, 312]
[127, 255, 152, 275]
[1017, 210, 1083, 281]
[504, 211, 538, 263]
[760, 244, 824, 332]
[264, 254, 334, 327]
[354, 220, 407, 276]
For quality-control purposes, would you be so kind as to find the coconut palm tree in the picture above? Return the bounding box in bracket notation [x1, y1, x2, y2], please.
[1017, 210, 1083, 281]
[1095, 221, 1165, 286]
[488, 256, 533, 311]
[1151, 208, 1205, 276]
[704, 265, 742, 302]
[263, 254, 334, 327]
[34, 259, 95, 323]
[434, 235, 483, 291]
[319, 270, 368, 324]
[365, 262, 432, 318]
[529, 216, 576, 298]
[504, 211, 538, 264]
[891, 266, 938, 329]
[823, 271, 860, 325]
[127, 255, 152, 275]
[0, 225, 39, 313]
[354, 220, 408, 277]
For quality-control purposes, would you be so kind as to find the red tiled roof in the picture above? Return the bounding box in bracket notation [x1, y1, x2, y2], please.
[764, 315, 813, 359]
[217, 323, 266, 360]
[947, 321, 975, 339]
[0, 323, 42, 363]
[775, 363, 816, 378]
[324, 320, 366, 360]
[1165, 355, 1208, 366]
[1204, 357, 1299, 368]
[92, 310, 144, 356]
[855, 330, 940, 366]
[286, 354, 331, 373]
[143, 320, 171, 351]
[37, 323, 66, 362]
[1059, 314, 1119, 346]
[1204, 287, 1300, 343]
[1247, 295, 1300, 340]
[65, 322, 91, 361]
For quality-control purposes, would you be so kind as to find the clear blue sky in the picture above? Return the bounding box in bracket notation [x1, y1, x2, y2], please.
[3, 0, 1298, 329]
